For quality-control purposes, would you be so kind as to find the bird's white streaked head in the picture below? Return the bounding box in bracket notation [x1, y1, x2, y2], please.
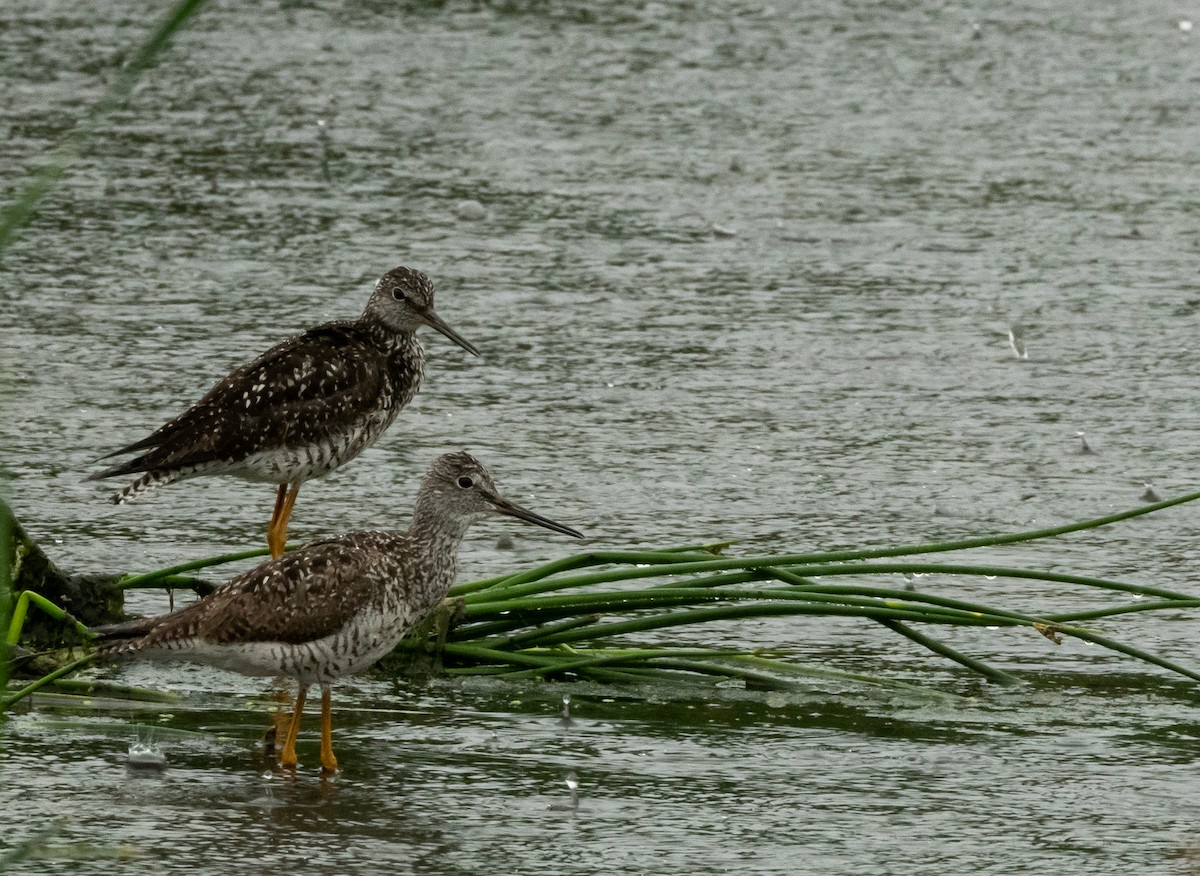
[365, 267, 479, 356]
[416, 452, 583, 539]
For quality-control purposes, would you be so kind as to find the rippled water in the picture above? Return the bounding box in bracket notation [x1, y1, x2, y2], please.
[5, 0, 1200, 872]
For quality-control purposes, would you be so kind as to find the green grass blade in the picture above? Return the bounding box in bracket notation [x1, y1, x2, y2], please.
[770, 561, 1196, 602]
[1051, 625, 1200, 683]
[1044, 599, 1200, 622]
[6, 591, 96, 645]
[460, 586, 1017, 629]
[117, 548, 269, 589]
[451, 547, 731, 597]
[2, 653, 96, 712]
[494, 647, 747, 680]
[877, 619, 1023, 685]
[523, 603, 1009, 649]
[459, 491, 1200, 604]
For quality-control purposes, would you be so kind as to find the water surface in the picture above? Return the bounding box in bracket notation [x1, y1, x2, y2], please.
[4, 1, 1200, 873]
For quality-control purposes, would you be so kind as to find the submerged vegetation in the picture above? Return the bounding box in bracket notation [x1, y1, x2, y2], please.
[6, 489, 1200, 712]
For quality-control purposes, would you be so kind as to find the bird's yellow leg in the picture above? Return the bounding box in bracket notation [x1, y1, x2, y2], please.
[267, 692, 293, 746]
[271, 483, 301, 559]
[319, 686, 338, 775]
[267, 484, 289, 559]
[280, 686, 308, 769]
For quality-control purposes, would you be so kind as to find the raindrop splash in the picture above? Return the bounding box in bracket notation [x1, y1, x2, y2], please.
[566, 770, 579, 809]
[1007, 324, 1028, 360]
[126, 739, 167, 772]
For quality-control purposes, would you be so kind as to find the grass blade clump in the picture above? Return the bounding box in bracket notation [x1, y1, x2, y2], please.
[9, 491, 1200, 711]
[425, 490, 1200, 687]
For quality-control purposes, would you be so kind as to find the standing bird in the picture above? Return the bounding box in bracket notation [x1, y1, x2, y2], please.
[89, 267, 479, 558]
[95, 451, 583, 773]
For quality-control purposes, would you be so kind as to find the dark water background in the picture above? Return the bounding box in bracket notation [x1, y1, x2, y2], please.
[4, 1, 1200, 872]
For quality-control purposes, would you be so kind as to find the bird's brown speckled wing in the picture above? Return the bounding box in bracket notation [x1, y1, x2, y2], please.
[106, 323, 391, 472]
[149, 535, 393, 647]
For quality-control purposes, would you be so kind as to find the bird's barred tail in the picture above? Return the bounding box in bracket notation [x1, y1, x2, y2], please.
[110, 469, 190, 505]
[91, 616, 160, 655]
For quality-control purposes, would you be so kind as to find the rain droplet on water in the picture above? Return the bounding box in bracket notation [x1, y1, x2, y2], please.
[126, 740, 167, 771]
[548, 770, 581, 811]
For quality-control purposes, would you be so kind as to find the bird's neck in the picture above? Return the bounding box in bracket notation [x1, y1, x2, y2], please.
[407, 510, 472, 557]
[398, 508, 473, 608]
[360, 319, 426, 405]
[361, 315, 423, 358]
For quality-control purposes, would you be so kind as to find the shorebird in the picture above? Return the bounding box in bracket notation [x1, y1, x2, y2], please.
[95, 452, 583, 773]
[89, 267, 479, 558]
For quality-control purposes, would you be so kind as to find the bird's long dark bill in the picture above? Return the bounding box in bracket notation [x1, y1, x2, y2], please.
[423, 309, 481, 357]
[491, 496, 584, 539]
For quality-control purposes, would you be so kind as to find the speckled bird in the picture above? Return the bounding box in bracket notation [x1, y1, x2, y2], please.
[95, 451, 583, 773]
[88, 267, 479, 558]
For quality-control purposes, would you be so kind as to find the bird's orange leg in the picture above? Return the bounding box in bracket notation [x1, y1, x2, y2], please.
[267, 483, 301, 559]
[267, 484, 288, 559]
[319, 686, 338, 775]
[280, 685, 308, 769]
[266, 686, 293, 747]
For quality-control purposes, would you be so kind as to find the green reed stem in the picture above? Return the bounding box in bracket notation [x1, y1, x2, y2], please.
[527, 603, 1013, 648]
[441, 645, 935, 692]
[5, 591, 95, 646]
[766, 562, 1194, 601]
[495, 647, 746, 680]
[636, 658, 797, 690]
[720, 653, 960, 694]
[439, 643, 697, 686]
[877, 619, 1023, 685]
[440, 642, 567, 669]
[1, 654, 96, 711]
[33, 677, 178, 702]
[502, 614, 604, 647]
[1044, 599, 1200, 622]
[451, 546, 730, 596]
[459, 492, 1200, 604]
[457, 589, 1015, 648]
[117, 548, 269, 589]
[1053, 625, 1200, 683]
[453, 572, 766, 640]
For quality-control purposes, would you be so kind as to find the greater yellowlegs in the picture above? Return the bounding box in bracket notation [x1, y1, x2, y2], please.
[89, 267, 479, 557]
[96, 452, 582, 773]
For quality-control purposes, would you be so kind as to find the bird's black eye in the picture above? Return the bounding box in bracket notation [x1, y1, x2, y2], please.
[457, 476, 474, 489]
[391, 287, 405, 301]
